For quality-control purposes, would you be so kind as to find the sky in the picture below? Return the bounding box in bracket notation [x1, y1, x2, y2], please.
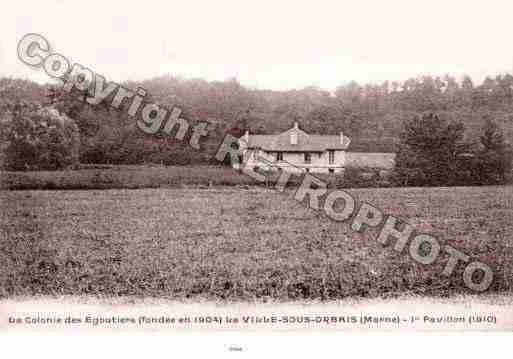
[2, 0, 513, 91]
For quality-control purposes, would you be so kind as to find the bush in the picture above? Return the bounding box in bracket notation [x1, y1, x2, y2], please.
[338, 166, 392, 188]
[1, 104, 80, 171]
[474, 119, 512, 185]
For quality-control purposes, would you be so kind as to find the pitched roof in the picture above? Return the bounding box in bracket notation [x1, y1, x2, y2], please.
[245, 125, 350, 152]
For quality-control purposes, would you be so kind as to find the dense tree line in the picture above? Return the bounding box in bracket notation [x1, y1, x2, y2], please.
[394, 113, 511, 186]
[0, 74, 512, 179]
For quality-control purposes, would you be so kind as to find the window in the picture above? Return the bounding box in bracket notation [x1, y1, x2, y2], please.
[276, 152, 283, 161]
[328, 150, 335, 164]
[304, 153, 311, 163]
[329, 168, 335, 174]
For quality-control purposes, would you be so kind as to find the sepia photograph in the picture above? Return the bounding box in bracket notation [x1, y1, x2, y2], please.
[1, 0, 512, 352]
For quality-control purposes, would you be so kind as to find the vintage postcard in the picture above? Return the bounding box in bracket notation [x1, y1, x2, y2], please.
[1, 0, 512, 350]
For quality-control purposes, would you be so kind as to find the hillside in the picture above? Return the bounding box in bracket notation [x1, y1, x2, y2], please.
[2, 73, 513, 164]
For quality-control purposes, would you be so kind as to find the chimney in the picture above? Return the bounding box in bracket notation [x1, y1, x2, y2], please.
[293, 122, 299, 130]
[340, 131, 344, 145]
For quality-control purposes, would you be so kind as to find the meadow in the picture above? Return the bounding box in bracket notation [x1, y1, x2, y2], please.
[0, 185, 512, 301]
[0, 165, 389, 191]
[0, 166, 258, 190]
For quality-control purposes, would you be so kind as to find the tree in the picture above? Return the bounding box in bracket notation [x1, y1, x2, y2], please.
[1, 103, 80, 171]
[304, 104, 345, 134]
[394, 112, 466, 186]
[475, 118, 511, 184]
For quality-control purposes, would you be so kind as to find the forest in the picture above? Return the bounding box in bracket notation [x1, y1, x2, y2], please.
[0, 73, 512, 167]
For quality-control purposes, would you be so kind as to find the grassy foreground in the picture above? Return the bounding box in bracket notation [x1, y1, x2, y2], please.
[0, 165, 387, 190]
[0, 166, 258, 190]
[0, 186, 512, 300]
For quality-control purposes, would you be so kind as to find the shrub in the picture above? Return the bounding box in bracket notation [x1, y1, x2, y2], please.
[311, 166, 391, 189]
[474, 119, 512, 185]
[1, 103, 80, 171]
[340, 166, 389, 188]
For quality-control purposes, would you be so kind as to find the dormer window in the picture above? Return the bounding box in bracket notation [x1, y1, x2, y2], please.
[290, 131, 298, 145]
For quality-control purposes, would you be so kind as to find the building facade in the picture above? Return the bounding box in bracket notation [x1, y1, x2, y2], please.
[235, 122, 351, 174]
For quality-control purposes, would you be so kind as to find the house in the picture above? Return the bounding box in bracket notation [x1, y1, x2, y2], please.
[235, 122, 351, 174]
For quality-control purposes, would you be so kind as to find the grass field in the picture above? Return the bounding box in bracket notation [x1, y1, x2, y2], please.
[0, 165, 387, 191]
[0, 166, 258, 190]
[0, 185, 512, 300]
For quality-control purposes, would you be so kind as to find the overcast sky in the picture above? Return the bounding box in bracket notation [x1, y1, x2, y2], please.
[3, 0, 513, 90]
